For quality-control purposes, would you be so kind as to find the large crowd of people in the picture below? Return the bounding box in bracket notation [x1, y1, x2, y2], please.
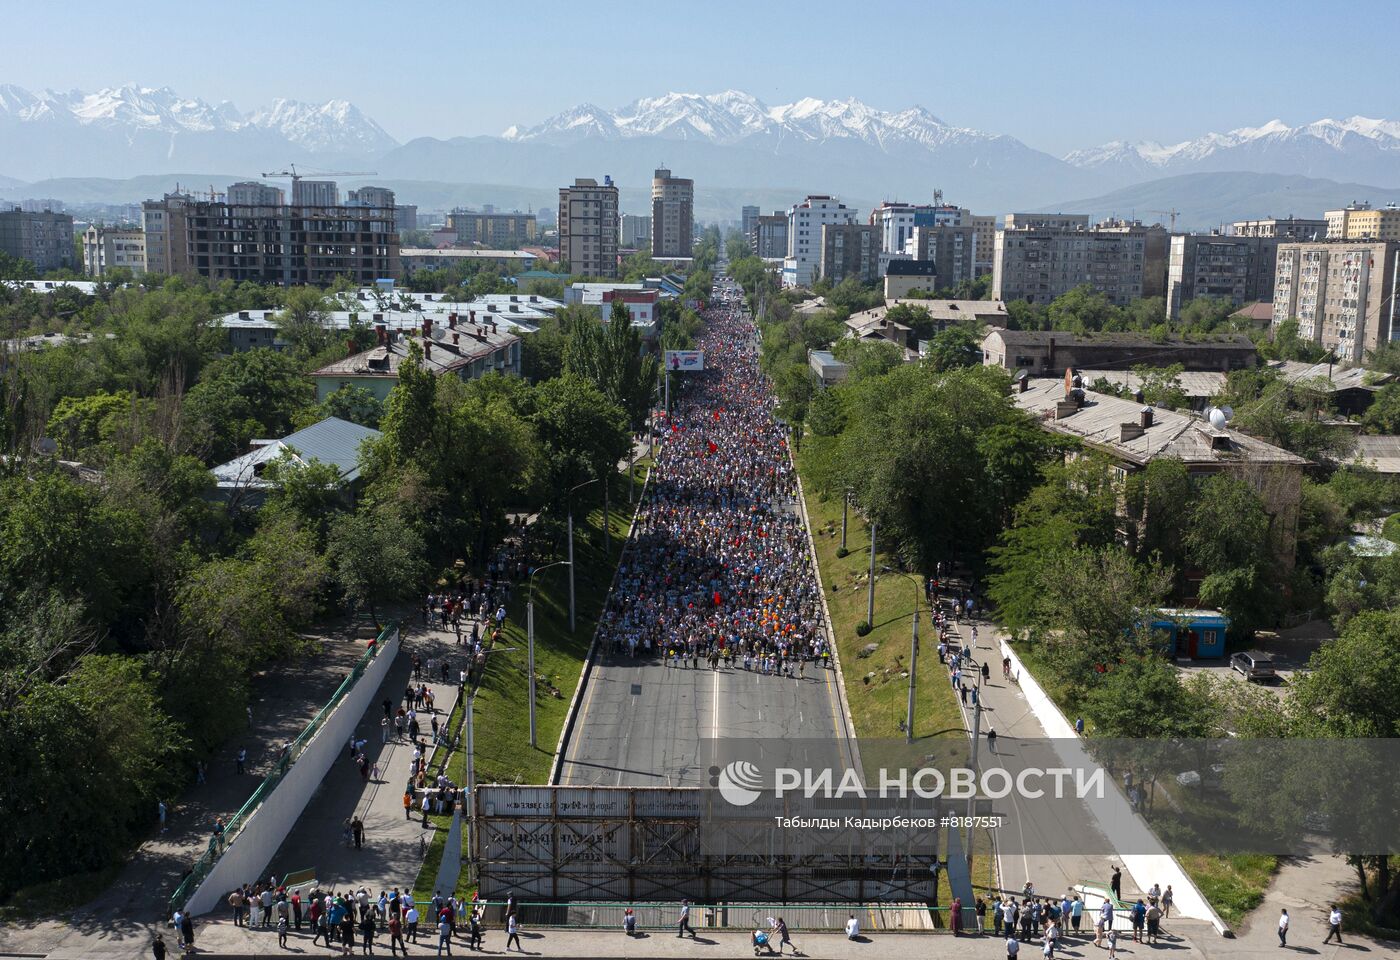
[599, 285, 831, 673]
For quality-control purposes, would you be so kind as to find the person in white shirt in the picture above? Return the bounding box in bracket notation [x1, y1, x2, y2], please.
[1324, 904, 1342, 944]
[1278, 908, 1289, 947]
[845, 914, 860, 939]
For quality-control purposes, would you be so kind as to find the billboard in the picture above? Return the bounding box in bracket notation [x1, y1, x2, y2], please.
[665, 350, 704, 372]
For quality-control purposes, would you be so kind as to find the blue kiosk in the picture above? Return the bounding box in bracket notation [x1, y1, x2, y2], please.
[1150, 608, 1229, 659]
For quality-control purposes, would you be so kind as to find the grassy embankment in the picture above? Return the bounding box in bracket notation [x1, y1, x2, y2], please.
[412, 461, 649, 901]
[794, 445, 998, 903]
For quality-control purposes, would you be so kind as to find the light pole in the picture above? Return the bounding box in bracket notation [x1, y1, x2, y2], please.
[840, 490, 849, 552]
[964, 658, 984, 877]
[866, 519, 878, 627]
[528, 561, 570, 747]
[567, 478, 599, 633]
[883, 566, 922, 744]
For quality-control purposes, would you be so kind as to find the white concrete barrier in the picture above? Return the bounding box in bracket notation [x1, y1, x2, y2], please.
[999, 638, 1231, 936]
[182, 626, 401, 916]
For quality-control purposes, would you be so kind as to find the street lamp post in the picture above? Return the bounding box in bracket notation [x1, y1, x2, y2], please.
[567, 477, 599, 633]
[883, 566, 922, 744]
[866, 519, 877, 627]
[528, 560, 571, 747]
[840, 490, 849, 552]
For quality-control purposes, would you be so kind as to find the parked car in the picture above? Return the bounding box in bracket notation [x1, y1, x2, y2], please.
[1230, 650, 1276, 681]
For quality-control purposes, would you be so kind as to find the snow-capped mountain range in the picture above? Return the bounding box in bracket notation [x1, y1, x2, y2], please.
[1, 84, 1397, 220]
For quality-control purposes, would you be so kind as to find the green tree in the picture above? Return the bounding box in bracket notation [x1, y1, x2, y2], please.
[1362, 382, 1400, 434]
[565, 301, 659, 429]
[326, 503, 426, 628]
[1084, 653, 1215, 738]
[182, 348, 315, 463]
[1131, 364, 1188, 409]
[1047, 285, 1122, 333]
[45, 389, 153, 461]
[530, 374, 631, 505]
[923, 325, 981, 372]
[1186, 475, 1277, 637]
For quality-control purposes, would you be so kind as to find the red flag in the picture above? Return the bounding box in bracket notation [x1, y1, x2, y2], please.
[713, 410, 721, 421]
[708, 441, 718, 454]
[713, 591, 722, 607]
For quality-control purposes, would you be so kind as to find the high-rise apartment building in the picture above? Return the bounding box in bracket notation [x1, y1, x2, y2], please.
[741, 205, 760, 248]
[227, 182, 286, 206]
[1272, 239, 1400, 362]
[783, 195, 856, 287]
[1231, 217, 1326, 240]
[448, 209, 539, 247]
[292, 179, 340, 207]
[82, 225, 146, 277]
[870, 202, 968, 255]
[650, 168, 694, 259]
[817, 223, 880, 284]
[1166, 234, 1280, 319]
[751, 214, 787, 259]
[558, 177, 619, 278]
[994, 217, 1167, 306]
[140, 191, 398, 285]
[0, 208, 75, 273]
[908, 225, 980, 288]
[347, 186, 417, 234]
[1325, 201, 1400, 241]
[619, 214, 651, 248]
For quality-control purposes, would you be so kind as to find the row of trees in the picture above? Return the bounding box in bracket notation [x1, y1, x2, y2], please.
[0, 266, 661, 897]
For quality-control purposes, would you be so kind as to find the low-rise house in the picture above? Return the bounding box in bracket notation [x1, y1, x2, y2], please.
[984, 329, 1257, 374]
[310, 317, 520, 402]
[1012, 376, 1308, 568]
[212, 416, 380, 506]
[808, 350, 850, 388]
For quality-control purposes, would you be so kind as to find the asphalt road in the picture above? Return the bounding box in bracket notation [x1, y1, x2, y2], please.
[558, 652, 853, 786]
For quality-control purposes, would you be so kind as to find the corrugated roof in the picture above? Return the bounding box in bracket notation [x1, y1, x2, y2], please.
[1077, 369, 1227, 400]
[1348, 435, 1400, 474]
[1012, 378, 1307, 467]
[1269, 360, 1393, 392]
[212, 417, 380, 489]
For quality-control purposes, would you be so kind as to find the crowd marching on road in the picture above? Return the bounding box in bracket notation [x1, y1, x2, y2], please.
[598, 282, 832, 676]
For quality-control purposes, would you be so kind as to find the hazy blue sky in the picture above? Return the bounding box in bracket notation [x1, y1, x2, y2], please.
[6, 0, 1399, 154]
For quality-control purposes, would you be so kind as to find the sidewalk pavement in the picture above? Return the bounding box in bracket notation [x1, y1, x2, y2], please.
[264, 619, 468, 896]
[950, 616, 1136, 904]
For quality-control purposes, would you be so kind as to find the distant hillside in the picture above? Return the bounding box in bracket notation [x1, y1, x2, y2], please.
[1044, 171, 1399, 232]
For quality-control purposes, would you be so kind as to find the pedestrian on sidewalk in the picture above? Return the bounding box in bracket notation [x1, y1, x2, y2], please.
[352, 816, 365, 850]
[387, 913, 405, 956]
[228, 888, 245, 926]
[469, 909, 484, 949]
[677, 898, 696, 938]
[951, 896, 963, 934]
[436, 917, 452, 956]
[1070, 896, 1083, 935]
[1146, 901, 1161, 943]
[1006, 933, 1019, 960]
[278, 915, 288, 948]
[775, 917, 793, 954]
[360, 912, 377, 955]
[1323, 904, 1343, 944]
[179, 911, 195, 956]
[404, 790, 414, 820]
[1106, 929, 1118, 960]
[975, 896, 987, 935]
[1161, 885, 1173, 919]
[1277, 908, 1289, 947]
[152, 933, 167, 960]
[382, 716, 389, 743]
[1109, 866, 1122, 902]
[158, 800, 168, 834]
[406, 904, 419, 943]
[506, 913, 523, 952]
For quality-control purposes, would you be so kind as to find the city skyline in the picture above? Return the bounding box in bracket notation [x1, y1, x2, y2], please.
[4, 0, 1399, 155]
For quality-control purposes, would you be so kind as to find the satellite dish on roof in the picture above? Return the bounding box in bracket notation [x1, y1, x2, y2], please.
[1221, 405, 1234, 421]
[1207, 407, 1228, 429]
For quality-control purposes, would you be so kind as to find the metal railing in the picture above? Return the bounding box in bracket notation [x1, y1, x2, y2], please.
[448, 900, 943, 933]
[168, 621, 400, 913]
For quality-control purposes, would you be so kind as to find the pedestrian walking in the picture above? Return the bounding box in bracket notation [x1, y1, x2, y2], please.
[278, 915, 288, 948]
[1323, 904, 1343, 944]
[236, 746, 246, 774]
[152, 933, 167, 960]
[677, 898, 696, 938]
[405, 904, 419, 943]
[1006, 933, 1020, 960]
[1161, 885, 1173, 919]
[158, 800, 168, 833]
[360, 912, 376, 955]
[776, 917, 793, 954]
[436, 917, 452, 956]
[352, 816, 365, 850]
[1110, 866, 1122, 902]
[388, 914, 405, 956]
[975, 896, 987, 935]
[1107, 928, 1120, 959]
[506, 913, 523, 952]
[179, 911, 195, 955]
[1278, 908, 1289, 947]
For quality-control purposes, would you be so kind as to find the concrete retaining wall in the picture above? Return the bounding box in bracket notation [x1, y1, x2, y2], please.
[184, 627, 401, 916]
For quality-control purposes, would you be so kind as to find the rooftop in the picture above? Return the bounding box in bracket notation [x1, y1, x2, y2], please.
[400, 248, 538, 261]
[1012, 378, 1308, 468]
[989, 329, 1256, 350]
[311, 323, 520, 380]
[1268, 359, 1394, 393]
[211, 417, 380, 489]
[3, 279, 100, 295]
[1347, 435, 1400, 474]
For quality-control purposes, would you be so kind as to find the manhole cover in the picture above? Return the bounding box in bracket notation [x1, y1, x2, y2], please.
[630, 683, 642, 695]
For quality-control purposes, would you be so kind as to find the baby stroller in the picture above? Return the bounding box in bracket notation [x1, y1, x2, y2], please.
[752, 929, 775, 955]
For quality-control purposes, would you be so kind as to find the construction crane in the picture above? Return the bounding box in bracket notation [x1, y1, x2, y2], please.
[1149, 208, 1181, 232]
[259, 164, 378, 188]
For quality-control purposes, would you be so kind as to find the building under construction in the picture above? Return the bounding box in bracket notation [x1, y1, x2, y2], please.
[142, 188, 400, 286]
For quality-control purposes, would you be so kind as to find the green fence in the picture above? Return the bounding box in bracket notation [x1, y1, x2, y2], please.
[168, 622, 400, 913]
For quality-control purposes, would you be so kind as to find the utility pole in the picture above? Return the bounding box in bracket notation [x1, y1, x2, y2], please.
[566, 478, 599, 633]
[965, 670, 983, 875]
[840, 491, 849, 552]
[866, 520, 877, 627]
[906, 599, 919, 744]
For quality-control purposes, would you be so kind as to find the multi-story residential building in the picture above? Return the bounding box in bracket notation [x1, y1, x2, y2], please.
[619, 214, 651, 248]
[0, 208, 75, 273]
[1231, 217, 1327, 240]
[558, 177, 620, 278]
[1325, 201, 1400, 241]
[783, 195, 856, 287]
[227, 182, 285, 206]
[983, 329, 1257, 373]
[650, 168, 694, 259]
[751, 213, 787, 259]
[82, 225, 146, 277]
[1166, 234, 1280, 319]
[908, 225, 981, 288]
[448, 209, 539, 247]
[870, 202, 962, 255]
[1272, 239, 1400, 362]
[310, 317, 520, 402]
[292, 179, 340, 207]
[140, 191, 399, 286]
[883, 259, 939, 298]
[741, 206, 760, 248]
[993, 217, 1168, 306]
[20, 198, 65, 213]
[817, 223, 880, 284]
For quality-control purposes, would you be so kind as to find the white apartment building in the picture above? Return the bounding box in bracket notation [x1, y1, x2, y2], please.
[783, 195, 856, 288]
[82, 225, 146, 277]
